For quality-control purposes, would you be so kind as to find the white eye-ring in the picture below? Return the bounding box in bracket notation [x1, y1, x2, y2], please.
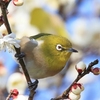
[56, 44, 62, 51]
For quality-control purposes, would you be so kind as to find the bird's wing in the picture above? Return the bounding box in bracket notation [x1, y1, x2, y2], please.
[29, 33, 51, 39]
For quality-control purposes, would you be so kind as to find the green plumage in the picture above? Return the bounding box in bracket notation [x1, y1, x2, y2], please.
[30, 33, 51, 39]
[20, 33, 77, 79]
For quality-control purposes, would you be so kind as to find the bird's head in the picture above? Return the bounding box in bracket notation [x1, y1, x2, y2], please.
[38, 35, 78, 69]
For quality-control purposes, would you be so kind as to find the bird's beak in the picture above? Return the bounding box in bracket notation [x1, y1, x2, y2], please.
[68, 48, 78, 53]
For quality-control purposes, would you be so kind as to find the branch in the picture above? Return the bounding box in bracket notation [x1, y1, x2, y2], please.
[0, 0, 11, 33]
[0, 1, 36, 100]
[51, 59, 99, 100]
[6, 90, 12, 100]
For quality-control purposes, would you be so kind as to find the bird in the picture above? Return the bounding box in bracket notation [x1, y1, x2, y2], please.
[20, 33, 78, 79]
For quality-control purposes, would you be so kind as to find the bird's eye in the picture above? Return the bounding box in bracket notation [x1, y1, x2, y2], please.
[56, 44, 62, 51]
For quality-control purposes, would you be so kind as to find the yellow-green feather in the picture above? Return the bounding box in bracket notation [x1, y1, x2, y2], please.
[38, 35, 72, 73]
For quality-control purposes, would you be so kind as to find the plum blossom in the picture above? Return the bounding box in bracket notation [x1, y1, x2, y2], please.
[0, 33, 20, 53]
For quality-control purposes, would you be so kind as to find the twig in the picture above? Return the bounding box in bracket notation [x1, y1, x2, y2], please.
[28, 91, 36, 100]
[51, 59, 99, 100]
[6, 90, 13, 100]
[0, 0, 11, 33]
[0, 1, 36, 100]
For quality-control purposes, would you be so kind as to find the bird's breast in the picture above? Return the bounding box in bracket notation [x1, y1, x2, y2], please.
[24, 47, 65, 79]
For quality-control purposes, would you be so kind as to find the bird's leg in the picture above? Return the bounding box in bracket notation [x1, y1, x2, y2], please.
[28, 79, 39, 91]
[15, 52, 25, 60]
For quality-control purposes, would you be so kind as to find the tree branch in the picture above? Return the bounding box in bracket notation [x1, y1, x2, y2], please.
[51, 59, 99, 100]
[0, 1, 36, 100]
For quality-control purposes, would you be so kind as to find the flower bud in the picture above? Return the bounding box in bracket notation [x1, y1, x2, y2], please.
[71, 83, 84, 95]
[77, 83, 84, 91]
[13, 0, 24, 6]
[91, 67, 100, 75]
[11, 89, 19, 99]
[75, 61, 86, 73]
[68, 91, 80, 100]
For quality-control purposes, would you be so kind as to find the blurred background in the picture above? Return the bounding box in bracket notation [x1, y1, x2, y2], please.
[0, 0, 100, 100]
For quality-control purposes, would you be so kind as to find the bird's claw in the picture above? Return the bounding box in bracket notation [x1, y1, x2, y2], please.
[15, 52, 25, 60]
[28, 79, 39, 91]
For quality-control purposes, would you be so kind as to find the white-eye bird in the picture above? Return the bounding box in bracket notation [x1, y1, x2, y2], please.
[20, 33, 78, 79]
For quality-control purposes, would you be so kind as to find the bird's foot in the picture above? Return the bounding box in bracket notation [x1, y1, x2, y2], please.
[15, 52, 25, 60]
[28, 79, 39, 91]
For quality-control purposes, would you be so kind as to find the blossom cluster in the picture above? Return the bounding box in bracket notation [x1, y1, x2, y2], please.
[76, 61, 100, 75]
[67, 60, 100, 100]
